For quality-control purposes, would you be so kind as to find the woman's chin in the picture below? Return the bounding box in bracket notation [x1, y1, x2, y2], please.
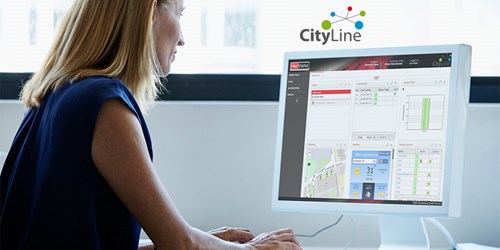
[159, 65, 171, 77]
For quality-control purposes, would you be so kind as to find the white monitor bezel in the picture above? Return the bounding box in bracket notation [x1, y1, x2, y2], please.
[272, 44, 472, 217]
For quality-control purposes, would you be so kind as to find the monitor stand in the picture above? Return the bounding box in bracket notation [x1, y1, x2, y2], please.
[378, 216, 431, 250]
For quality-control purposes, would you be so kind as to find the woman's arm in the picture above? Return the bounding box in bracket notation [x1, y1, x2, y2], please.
[91, 99, 300, 250]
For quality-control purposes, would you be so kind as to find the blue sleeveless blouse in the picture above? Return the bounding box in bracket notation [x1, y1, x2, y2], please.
[1, 76, 153, 249]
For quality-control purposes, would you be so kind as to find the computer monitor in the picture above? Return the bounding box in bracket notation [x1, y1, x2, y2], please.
[272, 44, 472, 249]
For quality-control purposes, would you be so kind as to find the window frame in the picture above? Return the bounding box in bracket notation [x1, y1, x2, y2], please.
[0, 73, 498, 103]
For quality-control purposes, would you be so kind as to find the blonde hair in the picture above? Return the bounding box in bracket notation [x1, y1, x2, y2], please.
[21, 0, 171, 110]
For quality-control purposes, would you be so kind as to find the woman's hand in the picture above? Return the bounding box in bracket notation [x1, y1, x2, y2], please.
[208, 227, 254, 243]
[244, 228, 301, 250]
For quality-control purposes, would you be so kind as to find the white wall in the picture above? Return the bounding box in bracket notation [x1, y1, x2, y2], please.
[1, 101, 499, 248]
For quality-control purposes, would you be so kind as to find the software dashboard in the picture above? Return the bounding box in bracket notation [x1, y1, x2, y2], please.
[279, 53, 454, 206]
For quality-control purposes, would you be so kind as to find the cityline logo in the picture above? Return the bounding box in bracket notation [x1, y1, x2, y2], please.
[433, 54, 452, 67]
[300, 6, 366, 45]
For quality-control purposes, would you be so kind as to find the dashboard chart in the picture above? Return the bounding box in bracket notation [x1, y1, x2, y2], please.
[407, 95, 445, 130]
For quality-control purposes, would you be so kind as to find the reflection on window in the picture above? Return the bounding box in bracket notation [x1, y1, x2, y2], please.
[29, 1, 37, 45]
[224, 10, 255, 47]
[200, 6, 208, 47]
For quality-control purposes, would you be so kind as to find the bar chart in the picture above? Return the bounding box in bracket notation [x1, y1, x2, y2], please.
[407, 95, 445, 130]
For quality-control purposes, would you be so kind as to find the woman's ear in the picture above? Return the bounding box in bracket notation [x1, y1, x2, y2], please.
[152, 8, 158, 27]
[153, 4, 160, 27]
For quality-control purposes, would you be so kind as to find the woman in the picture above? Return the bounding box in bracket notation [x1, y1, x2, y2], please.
[0, 0, 301, 249]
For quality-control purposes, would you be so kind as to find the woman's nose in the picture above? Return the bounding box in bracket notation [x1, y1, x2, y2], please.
[177, 32, 185, 46]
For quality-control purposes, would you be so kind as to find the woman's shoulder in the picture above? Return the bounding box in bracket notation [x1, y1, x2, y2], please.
[59, 76, 133, 105]
[69, 76, 129, 95]
[48, 76, 140, 117]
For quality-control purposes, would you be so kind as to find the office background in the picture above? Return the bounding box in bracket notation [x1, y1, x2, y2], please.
[1, 0, 499, 248]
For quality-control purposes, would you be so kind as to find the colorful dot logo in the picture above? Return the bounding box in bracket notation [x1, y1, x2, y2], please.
[322, 6, 366, 30]
[439, 54, 452, 63]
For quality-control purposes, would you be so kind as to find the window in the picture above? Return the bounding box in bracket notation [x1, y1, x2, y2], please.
[0, 0, 499, 76]
[175, 0, 259, 73]
[0, 0, 73, 72]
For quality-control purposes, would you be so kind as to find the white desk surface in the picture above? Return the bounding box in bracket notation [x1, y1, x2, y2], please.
[303, 244, 500, 250]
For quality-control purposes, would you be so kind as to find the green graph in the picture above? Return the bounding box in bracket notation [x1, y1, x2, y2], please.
[407, 95, 445, 130]
[421, 98, 431, 130]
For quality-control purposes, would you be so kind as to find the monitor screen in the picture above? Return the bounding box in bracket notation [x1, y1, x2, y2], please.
[272, 44, 472, 217]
